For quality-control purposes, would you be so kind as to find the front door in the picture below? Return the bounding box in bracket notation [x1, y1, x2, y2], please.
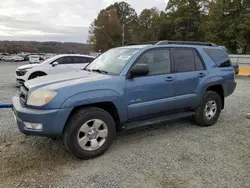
[126, 48, 176, 119]
[47, 56, 74, 74]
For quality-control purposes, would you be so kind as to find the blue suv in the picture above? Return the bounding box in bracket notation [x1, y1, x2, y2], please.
[12, 41, 236, 159]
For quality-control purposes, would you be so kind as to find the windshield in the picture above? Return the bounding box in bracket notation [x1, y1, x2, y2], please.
[85, 48, 139, 75]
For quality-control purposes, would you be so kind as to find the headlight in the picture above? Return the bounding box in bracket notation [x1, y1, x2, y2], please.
[27, 90, 57, 106]
[18, 67, 32, 74]
[21, 69, 28, 74]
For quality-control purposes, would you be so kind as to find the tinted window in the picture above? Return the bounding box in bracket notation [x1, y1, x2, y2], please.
[203, 49, 231, 67]
[71, 57, 88, 64]
[194, 51, 204, 70]
[56, 57, 71, 64]
[135, 49, 171, 76]
[79, 57, 89, 63]
[71, 57, 80, 63]
[87, 57, 94, 62]
[174, 49, 195, 72]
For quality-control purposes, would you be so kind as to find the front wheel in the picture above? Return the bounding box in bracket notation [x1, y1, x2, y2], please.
[63, 107, 116, 159]
[194, 91, 222, 127]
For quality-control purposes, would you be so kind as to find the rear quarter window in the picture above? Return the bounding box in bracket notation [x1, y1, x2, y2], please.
[203, 48, 231, 67]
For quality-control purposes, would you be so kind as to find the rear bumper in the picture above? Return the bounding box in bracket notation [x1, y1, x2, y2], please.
[225, 82, 237, 97]
[12, 95, 72, 137]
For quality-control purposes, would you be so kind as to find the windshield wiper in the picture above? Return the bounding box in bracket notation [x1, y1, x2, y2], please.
[84, 68, 108, 74]
[91, 69, 108, 74]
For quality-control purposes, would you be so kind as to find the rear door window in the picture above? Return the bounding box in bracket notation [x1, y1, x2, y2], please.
[71, 57, 86, 64]
[71, 57, 94, 64]
[174, 49, 195, 72]
[203, 48, 231, 67]
[87, 57, 94, 62]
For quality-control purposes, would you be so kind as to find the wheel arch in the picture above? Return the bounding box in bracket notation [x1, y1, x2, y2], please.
[63, 101, 122, 134]
[206, 84, 224, 109]
[28, 71, 47, 80]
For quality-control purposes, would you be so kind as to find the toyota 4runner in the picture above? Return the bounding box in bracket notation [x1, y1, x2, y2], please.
[12, 41, 237, 159]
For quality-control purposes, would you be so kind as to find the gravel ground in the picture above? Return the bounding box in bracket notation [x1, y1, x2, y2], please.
[0, 61, 249, 188]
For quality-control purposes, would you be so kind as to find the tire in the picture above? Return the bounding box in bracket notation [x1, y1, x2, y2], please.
[63, 107, 116, 159]
[194, 91, 222, 127]
[28, 72, 46, 80]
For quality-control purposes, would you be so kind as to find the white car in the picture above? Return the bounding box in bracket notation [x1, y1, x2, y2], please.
[13, 56, 24, 61]
[1, 56, 12, 61]
[16, 54, 95, 85]
[2, 55, 24, 62]
[29, 55, 40, 64]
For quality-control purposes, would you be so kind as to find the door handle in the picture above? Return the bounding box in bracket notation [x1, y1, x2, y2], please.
[165, 76, 175, 82]
[198, 72, 206, 78]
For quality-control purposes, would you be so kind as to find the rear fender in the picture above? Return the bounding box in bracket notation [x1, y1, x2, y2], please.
[198, 76, 226, 99]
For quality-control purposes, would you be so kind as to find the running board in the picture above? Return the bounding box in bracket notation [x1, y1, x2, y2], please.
[123, 111, 195, 130]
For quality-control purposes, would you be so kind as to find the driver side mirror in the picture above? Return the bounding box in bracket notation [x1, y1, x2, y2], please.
[52, 61, 59, 67]
[128, 64, 149, 78]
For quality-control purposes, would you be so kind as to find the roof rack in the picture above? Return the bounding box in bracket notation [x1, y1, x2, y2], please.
[125, 41, 158, 46]
[124, 40, 217, 47]
[155, 40, 217, 47]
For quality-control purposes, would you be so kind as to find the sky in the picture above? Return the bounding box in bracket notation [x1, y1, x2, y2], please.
[0, 0, 169, 43]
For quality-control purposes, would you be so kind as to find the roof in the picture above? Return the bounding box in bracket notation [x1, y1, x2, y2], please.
[55, 54, 95, 58]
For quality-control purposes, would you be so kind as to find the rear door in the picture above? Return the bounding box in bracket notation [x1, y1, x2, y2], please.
[70, 56, 93, 70]
[173, 48, 207, 109]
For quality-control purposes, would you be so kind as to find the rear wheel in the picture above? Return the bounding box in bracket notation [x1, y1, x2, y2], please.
[28, 72, 46, 80]
[194, 91, 222, 127]
[63, 107, 116, 159]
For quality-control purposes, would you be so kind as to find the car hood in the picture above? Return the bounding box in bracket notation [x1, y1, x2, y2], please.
[25, 70, 109, 90]
[17, 64, 40, 70]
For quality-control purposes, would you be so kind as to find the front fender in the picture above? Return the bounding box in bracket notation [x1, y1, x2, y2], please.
[32, 66, 49, 75]
[61, 89, 127, 122]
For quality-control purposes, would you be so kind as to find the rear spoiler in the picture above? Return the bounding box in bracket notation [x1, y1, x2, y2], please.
[219, 46, 227, 52]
